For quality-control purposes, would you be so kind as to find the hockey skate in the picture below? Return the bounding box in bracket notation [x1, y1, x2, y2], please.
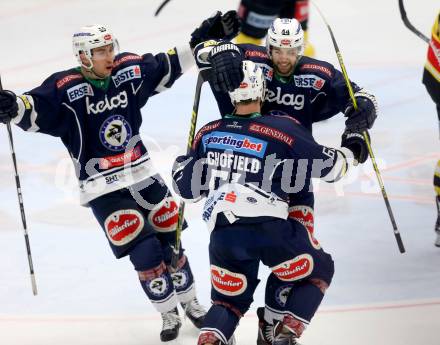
[272, 320, 298, 345]
[435, 196, 440, 247]
[256, 307, 274, 345]
[160, 307, 182, 342]
[181, 297, 206, 328]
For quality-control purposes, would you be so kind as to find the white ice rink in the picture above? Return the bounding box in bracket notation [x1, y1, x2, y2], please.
[0, 0, 439, 344]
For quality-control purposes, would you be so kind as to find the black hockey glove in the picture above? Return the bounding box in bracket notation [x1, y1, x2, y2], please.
[344, 90, 378, 132]
[341, 130, 370, 164]
[0, 90, 18, 124]
[190, 10, 241, 49]
[208, 42, 244, 93]
[172, 154, 191, 182]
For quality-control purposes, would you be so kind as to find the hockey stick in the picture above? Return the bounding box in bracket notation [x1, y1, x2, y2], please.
[311, 1, 406, 254]
[154, 0, 171, 17]
[0, 77, 38, 294]
[398, 0, 429, 43]
[170, 72, 206, 270]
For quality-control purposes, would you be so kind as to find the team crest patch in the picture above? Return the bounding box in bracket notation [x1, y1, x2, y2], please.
[275, 284, 294, 307]
[211, 265, 247, 296]
[104, 209, 144, 246]
[147, 276, 169, 297]
[171, 270, 189, 289]
[99, 115, 132, 151]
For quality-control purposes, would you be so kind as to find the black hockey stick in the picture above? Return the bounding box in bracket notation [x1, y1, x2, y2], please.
[0, 77, 38, 294]
[311, 1, 406, 254]
[398, 0, 429, 43]
[154, 0, 171, 17]
[170, 72, 206, 270]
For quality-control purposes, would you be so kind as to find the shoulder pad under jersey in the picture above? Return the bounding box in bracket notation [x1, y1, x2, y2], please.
[192, 120, 222, 150]
[240, 44, 270, 63]
[297, 56, 336, 79]
[113, 52, 143, 70]
[52, 68, 85, 90]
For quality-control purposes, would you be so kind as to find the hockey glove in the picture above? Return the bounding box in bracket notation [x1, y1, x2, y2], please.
[190, 10, 241, 49]
[0, 90, 18, 124]
[341, 130, 370, 164]
[172, 155, 192, 182]
[344, 90, 378, 132]
[208, 41, 244, 93]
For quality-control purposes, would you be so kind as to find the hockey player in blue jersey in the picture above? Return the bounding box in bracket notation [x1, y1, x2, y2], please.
[195, 17, 376, 234]
[0, 12, 240, 342]
[172, 61, 370, 345]
[198, 18, 377, 131]
[194, 17, 377, 344]
[235, 0, 315, 57]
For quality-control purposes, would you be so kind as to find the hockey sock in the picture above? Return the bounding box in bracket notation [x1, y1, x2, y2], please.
[284, 279, 325, 323]
[170, 255, 196, 303]
[199, 304, 240, 344]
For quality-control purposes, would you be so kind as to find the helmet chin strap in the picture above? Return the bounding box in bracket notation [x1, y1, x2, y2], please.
[81, 56, 107, 80]
[90, 68, 107, 80]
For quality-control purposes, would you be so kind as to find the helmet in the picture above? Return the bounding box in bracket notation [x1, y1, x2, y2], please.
[229, 60, 265, 105]
[72, 24, 118, 68]
[266, 18, 304, 57]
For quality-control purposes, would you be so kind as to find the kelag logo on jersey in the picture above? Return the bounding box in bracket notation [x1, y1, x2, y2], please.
[99, 115, 132, 151]
[203, 131, 267, 158]
[265, 87, 304, 109]
[294, 75, 326, 90]
[112, 65, 142, 87]
[86, 91, 128, 115]
[67, 83, 94, 102]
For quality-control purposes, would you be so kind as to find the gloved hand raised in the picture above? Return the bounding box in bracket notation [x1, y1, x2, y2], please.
[190, 10, 241, 49]
[341, 130, 370, 164]
[344, 90, 378, 132]
[207, 41, 244, 93]
[0, 90, 18, 124]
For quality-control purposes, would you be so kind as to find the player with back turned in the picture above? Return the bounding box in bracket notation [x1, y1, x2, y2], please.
[194, 16, 378, 344]
[171, 60, 370, 345]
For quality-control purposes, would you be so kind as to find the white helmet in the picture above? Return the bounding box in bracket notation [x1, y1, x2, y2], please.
[229, 60, 265, 105]
[72, 24, 118, 68]
[266, 18, 304, 57]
